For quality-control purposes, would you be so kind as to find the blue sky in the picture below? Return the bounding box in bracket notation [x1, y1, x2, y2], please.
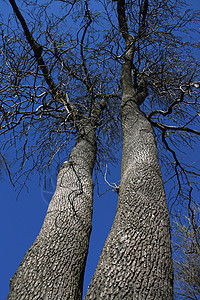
[1, 0, 200, 299]
[0, 153, 120, 299]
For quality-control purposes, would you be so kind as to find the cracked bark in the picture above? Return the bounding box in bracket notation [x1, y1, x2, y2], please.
[84, 1, 173, 298]
[8, 122, 97, 300]
[85, 96, 173, 300]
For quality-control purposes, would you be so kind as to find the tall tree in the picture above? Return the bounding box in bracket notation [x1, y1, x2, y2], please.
[5, 1, 106, 298]
[1, 0, 200, 299]
[3, 0, 117, 298]
[86, 0, 200, 297]
[85, 1, 173, 298]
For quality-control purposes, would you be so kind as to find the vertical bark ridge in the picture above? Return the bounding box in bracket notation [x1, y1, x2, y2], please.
[8, 125, 97, 300]
[84, 100, 173, 299]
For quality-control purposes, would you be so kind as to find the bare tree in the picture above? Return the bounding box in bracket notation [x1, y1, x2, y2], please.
[2, 1, 120, 298]
[173, 206, 200, 300]
[0, 0, 200, 299]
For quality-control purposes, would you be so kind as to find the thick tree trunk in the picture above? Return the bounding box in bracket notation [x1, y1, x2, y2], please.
[85, 98, 173, 299]
[8, 125, 96, 299]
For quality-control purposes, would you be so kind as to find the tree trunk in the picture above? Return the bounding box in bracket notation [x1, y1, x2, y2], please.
[8, 124, 96, 300]
[85, 98, 173, 299]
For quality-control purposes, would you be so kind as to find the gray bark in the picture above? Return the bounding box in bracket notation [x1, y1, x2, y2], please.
[85, 2, 173, 296]
[8, 123, 97, 300]
[84, 98, 173, 299]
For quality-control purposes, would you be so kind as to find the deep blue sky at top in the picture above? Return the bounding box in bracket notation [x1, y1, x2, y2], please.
[0, 0, 200, 299]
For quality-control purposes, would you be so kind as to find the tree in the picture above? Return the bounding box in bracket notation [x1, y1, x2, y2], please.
[173, 206, 200, 299]
[0, 0, 200, 298]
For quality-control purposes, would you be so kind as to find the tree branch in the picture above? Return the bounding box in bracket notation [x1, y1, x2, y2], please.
[151, 120, 200, 136]
[117, 0, 129, 40]
[148, 91, 184, 119]
[161, 130, 193, 217]
[117, 0, 136, 98]
[139, 0, 148, 34]
[80, 0, 93, 93]
[8, 0, 72, 113]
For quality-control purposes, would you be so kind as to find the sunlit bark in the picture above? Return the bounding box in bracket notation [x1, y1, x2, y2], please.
[8, 124, 96, 299]
[85, 98, 173, 299]
[85, 1, 173, 298]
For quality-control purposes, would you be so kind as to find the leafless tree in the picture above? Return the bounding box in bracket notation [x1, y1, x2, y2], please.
[0, 0, 200, 298]
[173, 205, 200, 299]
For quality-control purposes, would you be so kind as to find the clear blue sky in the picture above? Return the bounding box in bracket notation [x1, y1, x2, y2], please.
[0, 0, 200, 299]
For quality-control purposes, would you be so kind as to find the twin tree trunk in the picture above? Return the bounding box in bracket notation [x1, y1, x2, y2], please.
[8, 96, 173, 300]
[7, 1, 173, 298]
[7, 9, 173, 298]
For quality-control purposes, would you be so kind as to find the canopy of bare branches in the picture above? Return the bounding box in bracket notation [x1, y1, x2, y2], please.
[0, 0, 200, 213]
[173, 206, 200, 299]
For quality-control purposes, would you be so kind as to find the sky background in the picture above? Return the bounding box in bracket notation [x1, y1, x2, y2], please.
[1, 0, 200, 299]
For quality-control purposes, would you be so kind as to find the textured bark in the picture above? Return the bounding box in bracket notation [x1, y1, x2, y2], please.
[85, 1, 173, 298]
[85, 98, 173, 299]
[8, 124, 96, 300]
